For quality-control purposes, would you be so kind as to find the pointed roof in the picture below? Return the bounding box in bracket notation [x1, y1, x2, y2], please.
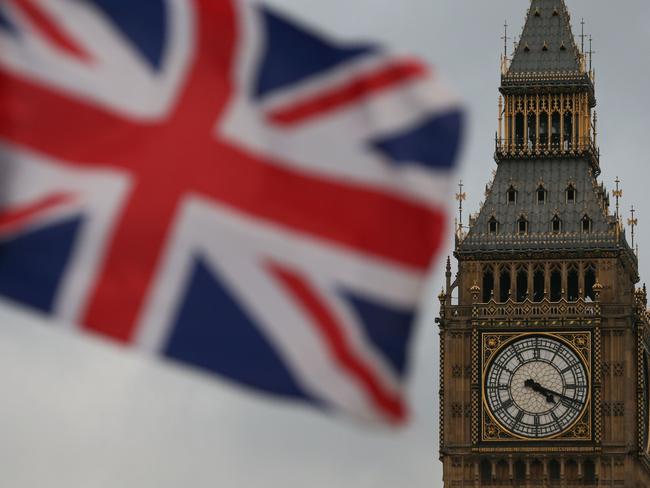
[508, 0, 582, 75]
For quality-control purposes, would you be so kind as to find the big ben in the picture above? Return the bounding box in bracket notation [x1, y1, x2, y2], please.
[437, 0, 650, 486]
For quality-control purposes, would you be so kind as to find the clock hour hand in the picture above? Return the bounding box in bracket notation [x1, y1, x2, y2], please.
[524, 379, 556, 404]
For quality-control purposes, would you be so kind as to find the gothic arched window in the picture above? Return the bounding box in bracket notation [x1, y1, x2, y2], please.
[566, 184, 577, 203]
[537, 185, 548, 204]
[516, 267, 528, 302]
[552, 215, 562, 233]
[563, 112, 573, 149]
[551, 112, 561, 147]
[581, 215, 592, 233]
[550, 266, 562, 302]
[488, 217, 499, 235]
[517, 216, 529, 235]
[568, 265, 579, 301]
[527, 113, 537, 148]
[482, 267, 495, 303]
[533, 266, 545, 302]
[539, 111, 549, 146]
[585, 265, 597, 301]
[499, 267, 511, 302]
[515, 113, 525, 147]
[507, 186, 518, 205]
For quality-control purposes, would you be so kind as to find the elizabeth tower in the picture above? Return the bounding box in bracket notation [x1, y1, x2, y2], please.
[438, 1, 650, 486]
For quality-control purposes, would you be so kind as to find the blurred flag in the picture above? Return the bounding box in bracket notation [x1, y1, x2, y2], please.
[0, 0, 462, 425]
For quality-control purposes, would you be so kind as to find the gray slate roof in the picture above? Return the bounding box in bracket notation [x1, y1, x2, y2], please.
[508, 0, 582, 75]
[458, 158, 620, 253]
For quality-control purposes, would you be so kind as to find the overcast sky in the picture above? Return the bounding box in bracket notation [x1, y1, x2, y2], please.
[1, 1, 650, 487]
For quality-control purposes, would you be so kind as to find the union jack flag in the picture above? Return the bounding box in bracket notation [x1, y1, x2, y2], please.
[0, 0, 463, 425]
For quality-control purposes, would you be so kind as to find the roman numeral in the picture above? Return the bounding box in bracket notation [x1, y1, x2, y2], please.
[560, 397, 581, 409]
[551, 343, 562, 362]
[494, 399, 514, 413]
[511, 345, 525, 364]
[493, 364, 514, 375]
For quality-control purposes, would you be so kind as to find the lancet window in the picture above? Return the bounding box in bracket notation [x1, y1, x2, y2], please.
[499, 267, 511, 302]
[482, 267, 495, 303]
[550, 266, 562, 302]
[516, 267, 528, 302]
[533, 266, 545, 302]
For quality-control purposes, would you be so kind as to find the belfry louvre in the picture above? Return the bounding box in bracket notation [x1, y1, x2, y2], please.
[437, 1, 650, 486]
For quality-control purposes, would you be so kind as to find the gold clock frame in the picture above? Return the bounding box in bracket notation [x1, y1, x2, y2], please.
[479, 330, 593, 444]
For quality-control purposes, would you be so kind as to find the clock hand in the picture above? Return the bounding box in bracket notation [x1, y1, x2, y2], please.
[539, 387, 584, 407]
[524, 379, 556, 403]
[524, 380, 584, 407]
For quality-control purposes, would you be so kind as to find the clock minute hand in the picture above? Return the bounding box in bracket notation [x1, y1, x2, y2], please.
[540, 387, 584, 407]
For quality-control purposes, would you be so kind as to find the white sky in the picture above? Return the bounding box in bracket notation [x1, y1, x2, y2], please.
[1, 1, 650, 487]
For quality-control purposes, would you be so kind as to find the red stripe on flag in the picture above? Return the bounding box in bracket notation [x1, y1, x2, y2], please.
[14, 0, 92, 62]
[268, 60, 428, 126]
[269, 263, 407, 424]
[0, 193, 74, 232]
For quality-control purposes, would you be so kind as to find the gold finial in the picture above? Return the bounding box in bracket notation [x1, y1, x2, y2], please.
[587, 35, 596, 72]
[470, 282, 481, 303]
[593, 280, 603, 301]
[438, 289, 446, 304]
[456, 180, 466, 235]
[501, 21, 510, 58]
[613, 177, 623, 229]
[628, 205, 638, 251]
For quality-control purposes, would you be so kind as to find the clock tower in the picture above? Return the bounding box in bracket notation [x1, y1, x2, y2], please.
[437, 1, 650, 486]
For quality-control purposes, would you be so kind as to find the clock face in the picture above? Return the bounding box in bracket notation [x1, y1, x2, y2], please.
[484, 335, 589, 439]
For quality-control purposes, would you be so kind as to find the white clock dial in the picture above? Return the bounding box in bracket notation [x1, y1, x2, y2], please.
[484, 335, 589, 439]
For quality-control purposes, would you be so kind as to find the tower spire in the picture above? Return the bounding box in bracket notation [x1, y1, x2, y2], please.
[507, 0, 583, 75]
